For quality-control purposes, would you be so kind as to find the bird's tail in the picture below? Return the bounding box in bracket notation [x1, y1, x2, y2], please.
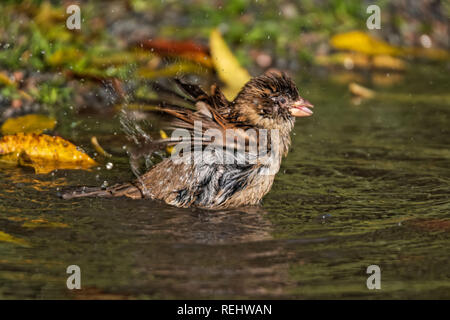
[61, 182, 145, 200]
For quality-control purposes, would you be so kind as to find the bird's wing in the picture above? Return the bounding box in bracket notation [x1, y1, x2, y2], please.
[130, 79, 263, 160]
[139, 79, 247, 138]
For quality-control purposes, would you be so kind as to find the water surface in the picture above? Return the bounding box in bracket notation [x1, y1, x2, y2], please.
[0, 65, 449, 299]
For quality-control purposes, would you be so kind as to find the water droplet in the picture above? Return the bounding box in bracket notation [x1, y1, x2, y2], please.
[106, 162, 113, 170]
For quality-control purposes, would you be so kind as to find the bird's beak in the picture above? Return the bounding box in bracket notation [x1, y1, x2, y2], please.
[289, 99, 314, 117]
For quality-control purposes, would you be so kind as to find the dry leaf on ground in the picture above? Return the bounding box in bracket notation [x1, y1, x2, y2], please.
[0, 133, 97, 173]
[331, 31, 449, 61]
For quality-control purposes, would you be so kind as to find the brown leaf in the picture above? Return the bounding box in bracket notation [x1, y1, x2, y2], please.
[349, 82, 375, 99]
[134, 38, 212, 67]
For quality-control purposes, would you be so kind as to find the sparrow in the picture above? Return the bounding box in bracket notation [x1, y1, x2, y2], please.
[62, 70, 314, 209]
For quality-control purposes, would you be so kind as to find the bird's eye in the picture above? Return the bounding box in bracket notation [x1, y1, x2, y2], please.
[279, 97, 287, 104]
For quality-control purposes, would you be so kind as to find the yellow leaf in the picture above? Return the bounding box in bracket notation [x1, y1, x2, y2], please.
[0, 133, 97, 173]
[1, 114, 57, 135]
[331, 31, 401, 56]
[0, 231, 29, 247]
[209, 29, 251, 100]
[34, 1, 66, 27]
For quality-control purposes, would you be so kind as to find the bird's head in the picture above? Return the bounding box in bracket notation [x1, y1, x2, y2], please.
[231, 70, 313, 130]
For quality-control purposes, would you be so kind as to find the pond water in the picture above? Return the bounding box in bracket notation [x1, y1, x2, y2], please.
[0, 65, 449, 299]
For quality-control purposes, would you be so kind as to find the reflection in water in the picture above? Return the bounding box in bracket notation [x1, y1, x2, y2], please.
[147, 206, 273, 244]
[0, 168, 288, 299]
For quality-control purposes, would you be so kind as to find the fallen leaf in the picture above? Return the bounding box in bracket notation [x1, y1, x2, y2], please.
[1, 114, 57, 135]
[209, 29, 251, 100]
[0, 133, 97, 173]
[316, 53, 369, 69]
[331, 31, 401, 56]
[404, 47, 450, 60]
[372, 73, 404, 86]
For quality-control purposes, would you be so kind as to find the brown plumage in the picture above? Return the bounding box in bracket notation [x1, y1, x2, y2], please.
[62, 70, 314, 209]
